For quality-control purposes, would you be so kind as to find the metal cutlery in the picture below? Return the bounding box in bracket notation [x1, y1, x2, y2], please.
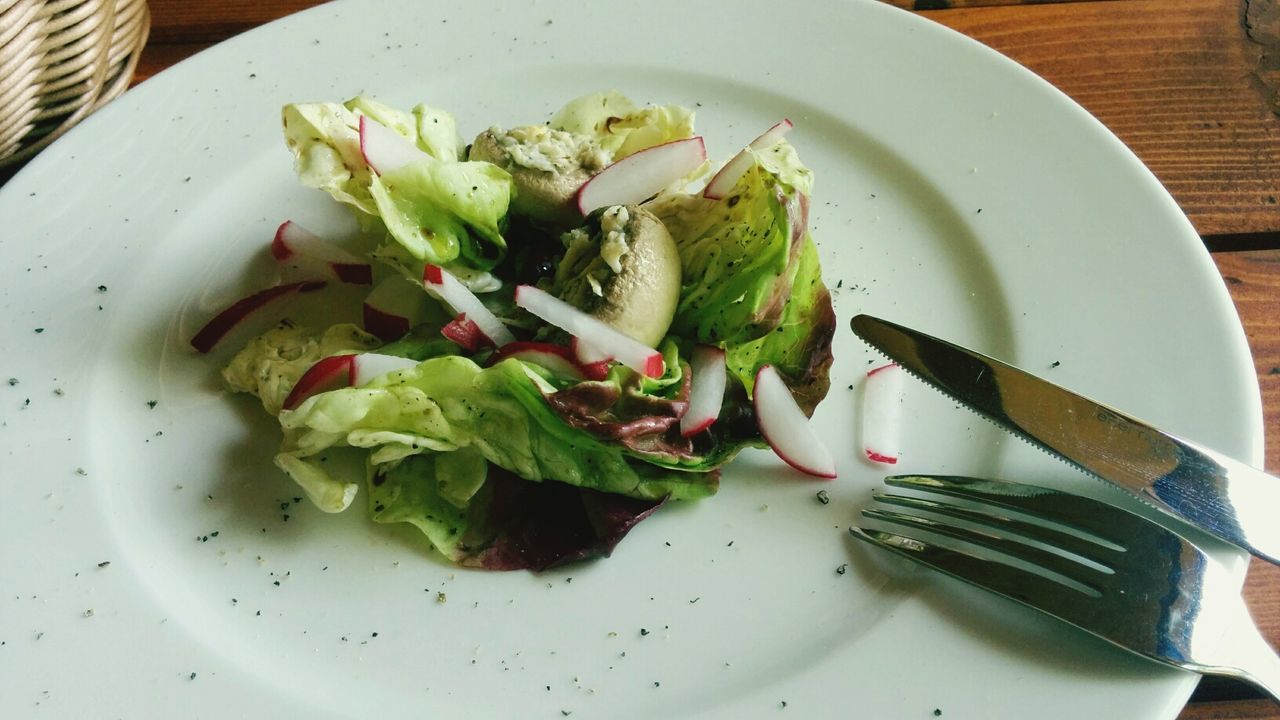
[851, 474, 1280, 702]
[850, 313, 1280, 566]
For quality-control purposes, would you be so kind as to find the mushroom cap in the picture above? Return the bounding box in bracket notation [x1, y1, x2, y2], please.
[470, 129, 594, 227]
[555, 205, 682, 348]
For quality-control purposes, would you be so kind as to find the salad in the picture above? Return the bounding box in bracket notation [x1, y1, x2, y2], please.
[194, 91, 837, 571]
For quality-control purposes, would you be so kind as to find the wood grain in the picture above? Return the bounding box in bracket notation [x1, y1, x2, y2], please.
[881, 0, 1110, 7]
[145, 0, 323, 42]
[1179, 701, 1280, 720]
[1214, 250, 1280, 474]
[923, 0, 1280, 237]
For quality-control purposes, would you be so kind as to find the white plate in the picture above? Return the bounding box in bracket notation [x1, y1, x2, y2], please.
[0, 1, 1263, 718]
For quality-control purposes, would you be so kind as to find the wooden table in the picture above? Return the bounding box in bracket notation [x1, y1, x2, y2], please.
[9, 0, 1280, 717]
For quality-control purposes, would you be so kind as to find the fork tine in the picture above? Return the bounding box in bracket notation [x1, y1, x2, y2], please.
[860, 505, 1107, 597]
[885, 475, 1133, 547]
[871, 491, 1119, 570]
[848, 525, 1104, 624]
[854, 478, 1229, 674]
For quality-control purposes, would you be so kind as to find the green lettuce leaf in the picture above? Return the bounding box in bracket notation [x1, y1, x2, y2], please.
[723, 234, 835, 414]
[274, 355, 717, 506]
[221, 323, 381, 416]
[369, 159, 512, 270]
[283, 96, 512, 272]
[549, 90, 695, 160]
[282, 102, 377, 215]
[649, 147, 810, 346]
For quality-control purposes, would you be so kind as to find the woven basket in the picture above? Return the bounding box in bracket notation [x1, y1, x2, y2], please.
[0, 0, 149, 169]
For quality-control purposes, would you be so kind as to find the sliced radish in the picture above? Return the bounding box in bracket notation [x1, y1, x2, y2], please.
[282, 352, 419, 411]
[489, 341, 605, 381]
[576, 136, 706, 215]
[514, 285, 664, 378]
[703, 119, 794, 200]
[349, 352, 420, 387]
[441, 313, 491, 352]
[282, 354, 355, 410]
[568, 336, 614, 379]
[422, 264, 515, 347]
[570, 336, 610, 364]
[363, 275, 429, 341]
[680, 345, 727, 437]
[271, 220, 372, 285]
[359, 115, 428, 175]
[754, 365, 836, 478]
[190, 280, 327, 353]
[862, 362, 906, 465]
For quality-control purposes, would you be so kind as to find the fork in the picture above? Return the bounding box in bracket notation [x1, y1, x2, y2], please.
[849, 475, 1280, 703]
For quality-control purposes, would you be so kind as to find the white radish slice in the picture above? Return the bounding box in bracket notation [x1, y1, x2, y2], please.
[422, 264, 515, 347]
[576, 136, 707, 215]
[566, 338, 611, 380]
[754, 364, 836, 478]
[282, 354, 354, 410]
[189, 280, 326, 354]
[359, 115, 428, 175]
[703, 119, 794, 200]
[349, 352, 420, 387]
[514, 285, 664, 378]
[271, 220, 372, 284]
[363, 276, 429, 341]
[570, 336, 610, 364]
[862, 362, 906, 464]
[680, 345, 727, 437]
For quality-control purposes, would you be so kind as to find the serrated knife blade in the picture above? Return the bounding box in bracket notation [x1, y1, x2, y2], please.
[850, 313, 1280, 565]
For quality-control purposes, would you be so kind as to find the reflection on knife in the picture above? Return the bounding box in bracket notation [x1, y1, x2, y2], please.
[850, 313, 1280, 566]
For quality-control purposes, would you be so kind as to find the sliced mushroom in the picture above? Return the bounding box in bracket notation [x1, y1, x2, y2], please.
[469, 126, 609, 227]
[553, 205, 682, 347]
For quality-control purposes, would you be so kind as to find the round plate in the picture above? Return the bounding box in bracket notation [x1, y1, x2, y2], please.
[0, 1, 1262, 718]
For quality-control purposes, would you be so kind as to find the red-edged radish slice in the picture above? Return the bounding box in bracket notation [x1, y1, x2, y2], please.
[862, 361, 905, 465]
[349, 352, 420, 387]
[514, 285, 664, 378]
[359, 115, 428, 175]
[703, 119, 794, 200]
[281, 352, 419, 410]
[680, 345, 727, 437]
[576, 136, 707, 215]
[489, 341, 599, 381]
[189, 280, 326, 354]
[754, 364, 836, 478]
[363, 276, 429, 341]
[440, 313, 491, 352]
[271, 220, 372, 285]
[282, 354, 355, 411]
[422, 264, 515, 347]
[567, 337, 613, 379]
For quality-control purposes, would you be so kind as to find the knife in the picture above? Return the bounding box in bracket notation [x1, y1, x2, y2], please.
[850, 313, 1280, 566]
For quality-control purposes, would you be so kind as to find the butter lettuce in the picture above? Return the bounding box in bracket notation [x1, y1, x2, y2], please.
[550, 90, 696, 160]
[369, 159, 512, 269]
[222, 323, 381, 416]
[649, 142, 812, 346]
[275, 355, 717, 504]
[283, 96, 512, 273]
